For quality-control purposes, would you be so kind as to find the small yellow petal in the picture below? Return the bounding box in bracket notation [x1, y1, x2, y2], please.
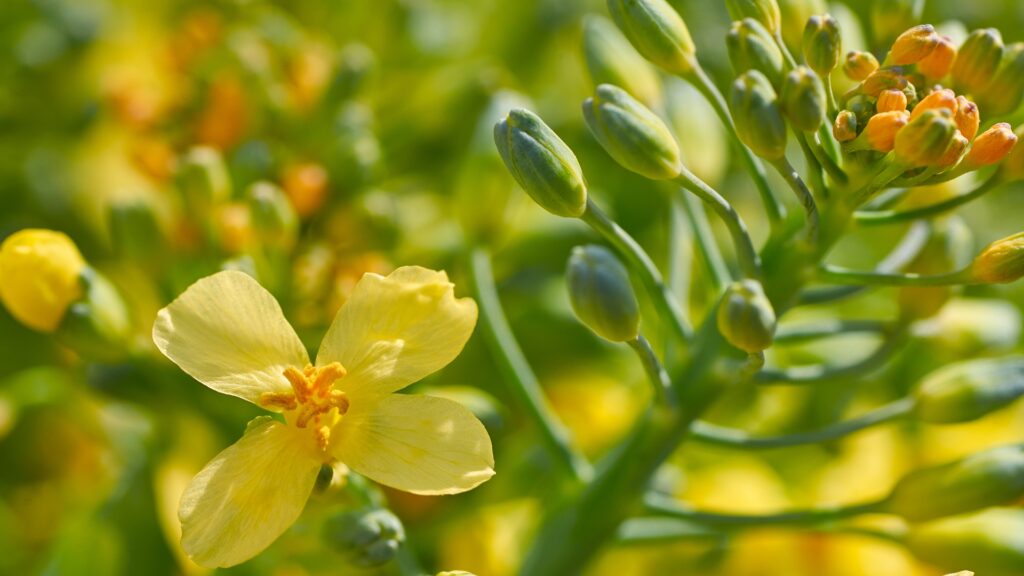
[153, 271, 309, 405]
[0, 229, 86, 332]
[179, 417, 321, 568]
[333, 394, 494, 495]
[316, 266, 477, 401]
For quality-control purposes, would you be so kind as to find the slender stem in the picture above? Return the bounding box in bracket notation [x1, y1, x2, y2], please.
[774, 319, 891, 343]
[684, 65, 787, 229]
[580, 199, 693, 342]
[680, 192, 731, 290]
[469, 248, 592, 482]
[674, 169, 762, 280]
[795, 131, 828, 200]
[754, 328, 908, 385]
[774, 31, 799, 69]
[854, 177, 1002, 226]
[770, 158, 820, 243]
[690, 397, 915, 448]
[807, 130, 847, 185]
[645, 493, 889, 527]
[629, 334, 674, 406]
[824, 76, 839, 119]
[616, 517, 724, 545]
[818, 265, 972, 286]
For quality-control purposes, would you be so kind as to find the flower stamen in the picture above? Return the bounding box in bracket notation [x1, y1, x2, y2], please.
[258, 362, 350, 449]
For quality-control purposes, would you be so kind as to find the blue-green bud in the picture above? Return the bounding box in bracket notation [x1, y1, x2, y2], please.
[727, 18, 785, 87]
[913, 357, 1024, 423]
[247, 182, 298, 251]
[607, 0, 696, 74]
[177, 147, 230, 214]
[583, 16, 662, 109]
[802, 14, 842, 76]
[55, 268, 131, 362]
[886, 444, 1024, 522]
[725, 0, 781, 35]
[494, 109, 587, 218]
[567, 245, 640, 343]
[729, 70, 788, 160]
[780, 66, 826, 132]
[717, 279, 777, 354]
[907, 509, 1024, 575]
[952, 29, 1003, 97]
[323, 508, 405, 568]
[979, 42, 1024, 117]
[582, 84, 682, 180]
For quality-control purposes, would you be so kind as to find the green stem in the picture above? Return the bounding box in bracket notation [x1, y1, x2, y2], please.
[616, 517, 724, 545]
[774, 31, 799, 69]
[580, 199, 693, 342]
[680, 192, 731, 290]
[770, 157, 820, 243]
[854, 177, 1002, 225]
[774, 319, 891, 343]
[818, 265, 972, 286]
[469, 248, 593, 482]
[824, 76, 839, 119]
[673, 169, 762, 280]
[809, 130, 847, 185]
[755, 328, 907, 385]
[645, 493, 889, 527]
[691, 398, 915, 448]
[795, 130, 829, 201]
[629, 334, 675, 406]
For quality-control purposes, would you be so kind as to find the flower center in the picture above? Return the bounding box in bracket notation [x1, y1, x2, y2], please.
[258, 361, 349, 452]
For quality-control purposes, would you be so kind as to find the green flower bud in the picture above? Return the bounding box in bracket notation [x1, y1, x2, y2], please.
[717, 279, 776, 354]
[970, 231, 1024, 284]
[725, 0, 781, 34]
[928, 298, 1021, 355]
[952, 28, 1003, 97]
[729, 70, 788, 160]
[583, 16, 662, 109]
[567, 244, 640, 343]
[323, 508, 405, 568]
[727, 18, 785, 87]
[494, 109, 587, 218]
[802, 14, 842, 76]
[177, 146, 231, 214]
[907, 509, 1024, 575]
[108, 200, 164, 261]
[247, 182, 299, 252]
[894, 108, 957, 168]
[780, 66, 826, 132]
[913, 357, 1024, 424]
[55, 268, 131, 363]
[886, 444, 1024, 522]
[777, 0, 826, 54]
[979, 42, 1024, 117]
[582, 84, 682, 180]
[606, 0, 696, 74]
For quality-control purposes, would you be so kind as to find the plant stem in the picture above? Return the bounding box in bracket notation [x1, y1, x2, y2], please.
[771, 157, 820, 243]
[680, 192, 731, 290]
[469, 248, 593, 482]
[774, 319, 891, 343]
[629, 334, 675, 406]
[854, 176, 1002, 225]
[817, 265, 972, 286]
[645, 493, 889, 527]
[755, 328, 908, 384]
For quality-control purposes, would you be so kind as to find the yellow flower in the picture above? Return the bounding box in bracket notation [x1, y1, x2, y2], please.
[152, 267, 493, 567]
[0, 229, 86, 332]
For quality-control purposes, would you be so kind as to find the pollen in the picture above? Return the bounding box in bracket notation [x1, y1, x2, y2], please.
[258, 361, 350, 450]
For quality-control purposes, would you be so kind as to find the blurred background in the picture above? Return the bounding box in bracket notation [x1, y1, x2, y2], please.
[1, 0, 1023, 574]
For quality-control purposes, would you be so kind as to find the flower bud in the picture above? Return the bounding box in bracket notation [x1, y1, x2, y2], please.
[886, 444, 1024, 522]
[777, 0, 827, 54]
[582, 84, 682, 180]
[913, 357, 1024, 423]
[55, 268, 131, 362]
[971, 231, 1024, 284]
[494, 108, 587, 218]
[952, 28, 1004, 97]
[583, 16, 662, 109]
[910, 88, 956, 121]
[936, 131, 969, 169]
[780, 66, 826, 132]
[895, 108, 957, 167]
[567, 245, 640, 343]
[962, 122, 1017, 169]
[888, 24, 940, 66]
[108, 200, 164, 261]
[833, 109, 858, 142]
[717, 279, 776, 354]
[860, 68, 909, 98]
[999, 125, 1024, 182]
[953, 96, 980, 141]
[282, 162, 329, 218]
[864, 110, 910, 152]
[607, 0, 696, 74]
[729, 70, 788, 160]
[247, 182, 299, 251]
[727, 18, 785, 87]
[980, 42, 1024, 116]
[177, 146, 231, 214]
[802, 14, 842, 77]
[877, 89, 907, 113]
[918, 35, 956, 79]
[323, 508, 405, 568]
[725, 0, 781, 34]
[843, 50, 879, 81]
[0, 229, 86, 333]
[907, 509, 1024, 575]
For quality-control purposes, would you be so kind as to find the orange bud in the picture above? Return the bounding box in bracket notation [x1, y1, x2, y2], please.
[954, 96, 980, 141]
[911, 88, 957, 121]
[861, 69, 909, 97]
[963, 122, 1018, 168]
[878, 89, 908, 113]
[866, 111, 910, 152]
[844, 51, 879, 82]
[283, 163, 329, 218]
[937, 131, 969, 168]
[890, 24, 940, 65]
[834, 110, 858, 142]
[917, 36, 956, 79]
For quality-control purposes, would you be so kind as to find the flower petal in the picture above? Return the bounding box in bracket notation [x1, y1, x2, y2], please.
[316, 266, 477, 400]
[179, 417, 321, 568]
[153, 271, 309, 406]
[333, 394, 495, 495]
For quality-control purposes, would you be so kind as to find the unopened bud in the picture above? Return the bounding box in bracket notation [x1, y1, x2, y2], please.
[886, 444, 1024, 522]
[843, 50, 879, 81]
[55, 268, 131, 362]
[864, 110, 910, 152]
[918, 35, 956, 79]
[936, 131, 969, 169]
[971, 231, 1024, 284]
[247, 182, 299, 251]
[907, 509, 1024, 575]
[323, 508, 405, 568]
[889, 24, 940, 66]
[494, 109, 588, 218]
[895, 108, 957, 167]
[780, 67, 826, 132]
[607, 0, 696, 74]
[999, 125, 1024, 182]
[727, 18, 784, 87]
[953, 96, 980, 141]
[583, 16, 662, 109]
[177, 146, 231, 214]
[567, 245, 640, 343]
[833, 110, 858, 142]
[952, 28, 1004, 96]
[0, 229, 86, 333]
[802, 15, 842, 76]
[717, 279, 776, 354]
[914, 357, 1024, 424]
[108, 200, 164, 261]
[725, 0, 781, 34]
[582, 84, 682, 180]
[777, 0, 827, 54]
[980, 43, 1024, 116]
[910, 88, 957, 121]
[282, 162, 329, 218]
[729, 70, 788, 160]
[860, 68, 909, 98]
[962, 122, 1017, 169]
[877, 89, 907, 113]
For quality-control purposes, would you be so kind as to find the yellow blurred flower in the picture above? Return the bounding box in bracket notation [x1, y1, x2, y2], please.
[0, 230, 86, 333]
[439, 500, 537, 576]
[152, 267, 493, 567]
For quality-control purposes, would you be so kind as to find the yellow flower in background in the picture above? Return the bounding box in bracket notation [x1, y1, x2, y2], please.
[0, 229, 86, 332]
[152, 267, 493, 567]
